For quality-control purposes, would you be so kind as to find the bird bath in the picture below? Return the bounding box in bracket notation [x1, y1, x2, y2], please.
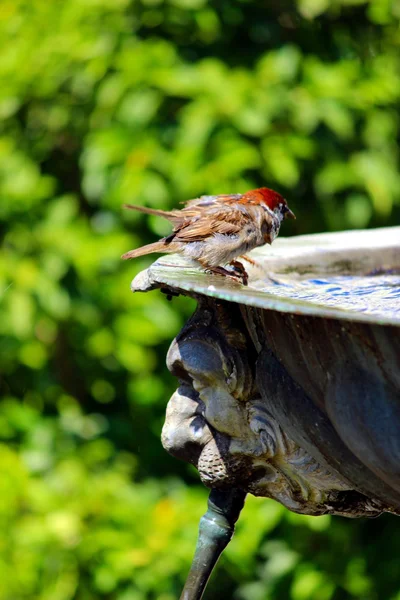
[132, 226, 400, 600]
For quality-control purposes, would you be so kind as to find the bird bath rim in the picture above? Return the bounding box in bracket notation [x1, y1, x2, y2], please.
[131, 226, 400, 328]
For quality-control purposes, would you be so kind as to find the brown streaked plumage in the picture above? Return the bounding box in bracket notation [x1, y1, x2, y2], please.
[122, 187, 295, 285]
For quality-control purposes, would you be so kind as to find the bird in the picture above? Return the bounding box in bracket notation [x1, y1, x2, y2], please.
[121, 187, 295, 285]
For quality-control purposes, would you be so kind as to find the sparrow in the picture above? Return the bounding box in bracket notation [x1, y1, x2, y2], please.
[122, 187, 295, 285]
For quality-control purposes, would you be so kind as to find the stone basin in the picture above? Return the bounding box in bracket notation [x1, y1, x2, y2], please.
[133, 226, 400, 326]
[132, 226, 400, 599]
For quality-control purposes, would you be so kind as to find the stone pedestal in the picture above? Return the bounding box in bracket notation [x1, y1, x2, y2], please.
[132, 226, 400, 598]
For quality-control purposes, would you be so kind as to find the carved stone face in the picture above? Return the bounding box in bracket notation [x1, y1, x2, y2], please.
[161, 298, 388, 518]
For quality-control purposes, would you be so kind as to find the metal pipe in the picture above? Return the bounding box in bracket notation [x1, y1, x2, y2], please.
[180, 488, 246, 600]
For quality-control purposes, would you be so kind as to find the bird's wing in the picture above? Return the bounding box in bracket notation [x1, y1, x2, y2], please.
[171, 204, 249, 242]
[183, 193, 242, 208]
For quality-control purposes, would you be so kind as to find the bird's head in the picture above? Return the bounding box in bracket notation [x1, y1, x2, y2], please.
[256, 187, 296, 221]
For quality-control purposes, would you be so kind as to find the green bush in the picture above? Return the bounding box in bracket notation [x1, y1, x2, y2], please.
[1, 1, 399, 598]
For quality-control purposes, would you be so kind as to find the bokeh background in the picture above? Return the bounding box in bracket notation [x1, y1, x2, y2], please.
[1, 1, 400, 598]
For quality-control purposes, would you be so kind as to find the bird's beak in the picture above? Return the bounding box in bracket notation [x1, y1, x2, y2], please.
[286, 208, 296, 220]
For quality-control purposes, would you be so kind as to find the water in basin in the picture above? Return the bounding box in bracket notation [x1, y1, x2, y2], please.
[255, 274, 400, 320]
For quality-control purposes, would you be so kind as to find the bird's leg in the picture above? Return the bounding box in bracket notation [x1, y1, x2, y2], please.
[238, 254, 284, 285]
[239, 254, 258, 266]
[239, 254, 282, 285]
[229, 260, 249, 286]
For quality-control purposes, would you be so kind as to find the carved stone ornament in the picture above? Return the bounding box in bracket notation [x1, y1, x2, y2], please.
[162, 297, 394, 518]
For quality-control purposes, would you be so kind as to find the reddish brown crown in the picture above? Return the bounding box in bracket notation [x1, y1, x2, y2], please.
[255, 187, 287, 209]
[238, 187, 286, 209]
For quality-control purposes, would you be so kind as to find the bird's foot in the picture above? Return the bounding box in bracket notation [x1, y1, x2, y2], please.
[205, 265, 247, 286]
[228, 260, 249, 286]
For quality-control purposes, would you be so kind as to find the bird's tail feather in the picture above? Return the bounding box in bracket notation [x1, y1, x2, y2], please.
[121, 240, 171, 260]
[123, 204, 176, 221]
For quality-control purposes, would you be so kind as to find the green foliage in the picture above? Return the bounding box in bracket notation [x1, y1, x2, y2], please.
[0, 1, 400, 598]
